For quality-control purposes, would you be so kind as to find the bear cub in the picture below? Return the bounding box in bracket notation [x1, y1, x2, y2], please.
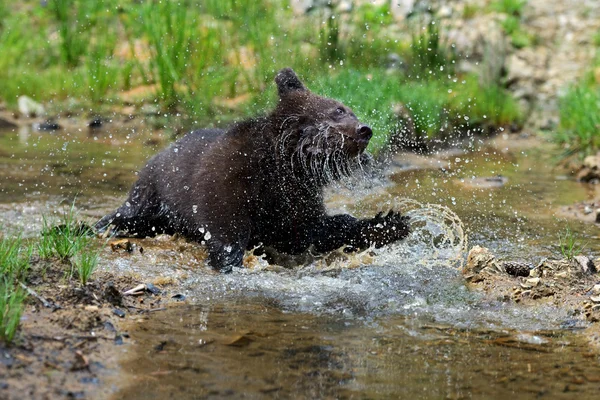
[96, 68, 410, 272]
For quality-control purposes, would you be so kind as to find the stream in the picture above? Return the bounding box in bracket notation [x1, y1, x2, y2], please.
[2, 124, 600, 399]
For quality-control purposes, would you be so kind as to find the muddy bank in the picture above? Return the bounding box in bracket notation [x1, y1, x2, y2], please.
[0, 254, 180, 400]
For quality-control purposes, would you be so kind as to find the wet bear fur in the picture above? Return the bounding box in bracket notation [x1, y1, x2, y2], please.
[96, 68, 410, 272]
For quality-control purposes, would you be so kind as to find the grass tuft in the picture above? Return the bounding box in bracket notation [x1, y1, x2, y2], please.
[0, 277, 25, 344]
[409, 20, 455, 80]
[555, 83, 600, 158]
[71, 246, 101, 285]
[558, 227, 586, 260]
[0, 234, 30, 344]
[0, 235, 31, 280]
[38, 202, 94, 261]
[491, 0, 527, 17]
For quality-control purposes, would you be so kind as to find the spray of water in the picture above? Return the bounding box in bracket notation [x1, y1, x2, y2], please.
[377, 198, 468, 270]
[242, 197, 467, 273]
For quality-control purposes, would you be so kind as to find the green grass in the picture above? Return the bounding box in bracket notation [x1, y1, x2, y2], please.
[0, 277, 25, 344]
[555, 83, 600, 157]
[500, 15, 532, 49]
[557, 227, 586, 260]
[0, 235, 30, 344]
[491, 0, 527, 16]
[0, 235, 31, 280]
[38, 202, 93, 261]
[138, 0, 194, 109]
[71, 247, 101, 285]
[451, 75, 523, 129]
[313, 69, 521, 152]
[0, 0, 523, 145]
[408, 20, 455, 80]
[86, 25, 119, 102]
[37, 201, 101, 284]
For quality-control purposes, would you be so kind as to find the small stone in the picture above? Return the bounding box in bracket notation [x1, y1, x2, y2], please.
[464, 246, 502, 278]
[574, 255, 596, 274]
[34, 121, 61, 131]
[88, 117, 103, 129]
[109, 239, 133, 253]
[224, 334, 253, 347]
[112, 308, 126, 318]
[520, 277, 540, 289]
[145, 283, 160, 295]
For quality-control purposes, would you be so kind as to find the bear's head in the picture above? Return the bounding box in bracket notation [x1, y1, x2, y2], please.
[272, 68, 372, 183]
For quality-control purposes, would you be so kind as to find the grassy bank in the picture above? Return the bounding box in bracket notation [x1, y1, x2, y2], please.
[0, 0, 523, 151]
[0, 204, 102, 344]
[555, 33, 600, 159]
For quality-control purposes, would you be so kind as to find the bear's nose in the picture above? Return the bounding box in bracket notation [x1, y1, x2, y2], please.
[356, 125, 373, 141]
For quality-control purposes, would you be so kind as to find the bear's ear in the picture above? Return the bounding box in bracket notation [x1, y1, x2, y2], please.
[275, 68, 306, 97]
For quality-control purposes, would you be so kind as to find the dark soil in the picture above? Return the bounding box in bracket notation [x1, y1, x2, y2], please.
[0, 252, 176, 400]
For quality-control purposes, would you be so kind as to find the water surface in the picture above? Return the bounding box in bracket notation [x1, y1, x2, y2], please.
[1, 126, 599, 399]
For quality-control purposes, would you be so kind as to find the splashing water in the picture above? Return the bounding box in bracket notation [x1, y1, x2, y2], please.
[371, 197, 468, 270]
[168, 198, 475, 320]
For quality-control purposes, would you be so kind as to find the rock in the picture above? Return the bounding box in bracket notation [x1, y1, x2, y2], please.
[17, 95, 45, 118]
[290, 0, 340, 15]
[112, 308, 126, 318]
[532, 257, 595, 279]
[109, 239, 133, 253]
[574, 255, 596, 274]
[224, 334, 253, 347]
[34, 121, 61, 131]
[88, 117, 103, 129]
[575, 153, 600, 182]
[464, 246, 504, 279]
[583, 153, 600, 169]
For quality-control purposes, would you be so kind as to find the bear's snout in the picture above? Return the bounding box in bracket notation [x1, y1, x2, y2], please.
[356, 125, 373, 142]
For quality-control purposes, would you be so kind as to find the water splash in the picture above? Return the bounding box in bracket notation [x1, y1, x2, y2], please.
[376, 197, 468, 270]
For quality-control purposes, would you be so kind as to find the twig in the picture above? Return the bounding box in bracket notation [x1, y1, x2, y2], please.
[18, 281, 61, 310]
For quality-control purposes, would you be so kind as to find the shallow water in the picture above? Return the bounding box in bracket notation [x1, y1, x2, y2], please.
[1, 126, 600, 398]
[118, 300, 600, 400]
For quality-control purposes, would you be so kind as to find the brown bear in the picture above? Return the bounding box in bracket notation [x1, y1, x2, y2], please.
[96, 68, 410, 272]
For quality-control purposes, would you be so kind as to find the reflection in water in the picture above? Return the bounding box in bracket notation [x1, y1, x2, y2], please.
[117, 301, 600, 400]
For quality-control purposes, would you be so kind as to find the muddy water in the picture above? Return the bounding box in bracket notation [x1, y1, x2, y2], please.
[120, 301, 600, 399]
[1, 126, 600, 398]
